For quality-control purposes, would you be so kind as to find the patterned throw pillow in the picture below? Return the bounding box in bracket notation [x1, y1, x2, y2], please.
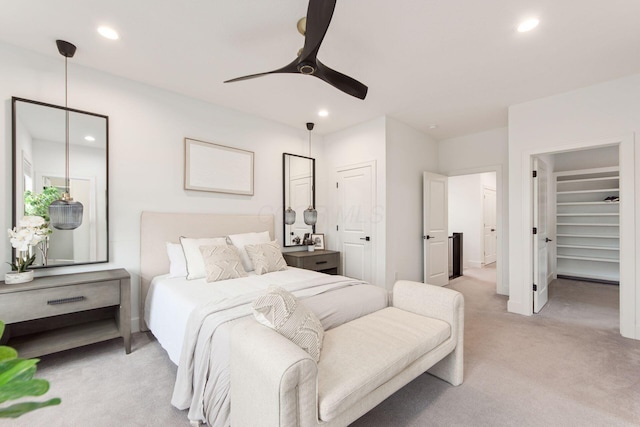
[180, 236, 228, 280]
[252, 286, 324, 362]
[199, 244, 248, 283]
[244, 241, 288, 275]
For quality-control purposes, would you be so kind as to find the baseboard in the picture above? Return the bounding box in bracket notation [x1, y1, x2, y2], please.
[507, 299, 530, 316]
[468, 261, 483, 269]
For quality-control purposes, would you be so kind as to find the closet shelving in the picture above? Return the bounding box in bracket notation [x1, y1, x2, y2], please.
[555, 166, 619, 283]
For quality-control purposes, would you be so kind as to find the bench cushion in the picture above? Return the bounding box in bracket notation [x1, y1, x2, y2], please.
[317, 307, 451, 421]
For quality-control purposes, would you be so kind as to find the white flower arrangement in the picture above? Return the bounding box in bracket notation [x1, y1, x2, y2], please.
[7, 216, 52, 272]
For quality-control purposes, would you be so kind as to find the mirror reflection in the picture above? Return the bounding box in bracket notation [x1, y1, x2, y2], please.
[12, 97, 109, 267]
[283, 153, 315, 247]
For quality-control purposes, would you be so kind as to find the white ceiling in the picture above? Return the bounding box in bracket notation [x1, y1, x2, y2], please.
[2, 0, 640, 139]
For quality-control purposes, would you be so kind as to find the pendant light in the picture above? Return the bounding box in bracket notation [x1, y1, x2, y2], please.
[49, 40, 84, 230]
[284, 154, 296, 225]
[303, 122, 318, 227]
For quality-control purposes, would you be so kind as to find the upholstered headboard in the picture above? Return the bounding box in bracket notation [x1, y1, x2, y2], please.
[139, 211, 275, 330]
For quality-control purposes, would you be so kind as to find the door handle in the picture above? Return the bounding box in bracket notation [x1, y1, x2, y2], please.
[545, 237, 553, 242]
[491, 228, 495, 232]
[424, 235, 434, 240]
[360, 236, 371, 241]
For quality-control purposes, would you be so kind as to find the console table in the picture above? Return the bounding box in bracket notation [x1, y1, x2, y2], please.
[0, 269, 131, 358]
[283, 250, 340, 275]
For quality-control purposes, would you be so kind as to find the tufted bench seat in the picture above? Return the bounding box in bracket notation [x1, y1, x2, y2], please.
[231, 280, 464, 427]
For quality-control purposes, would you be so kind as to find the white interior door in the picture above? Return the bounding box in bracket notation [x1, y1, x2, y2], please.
[533, 158, 549, 313]
[337, 164, 374, 283]
[483, 187, 497, 265]
[423, 171, 448, 286]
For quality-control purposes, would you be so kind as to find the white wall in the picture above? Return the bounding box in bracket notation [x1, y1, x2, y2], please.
[385, 117, 439, 287]
[439, 127, 509, 294]
[322, 117, 386, 287]
[509, 73, 640, 339]
[0, 42, 313, 331]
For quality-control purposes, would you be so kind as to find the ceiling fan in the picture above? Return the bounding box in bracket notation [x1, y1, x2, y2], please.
[224, 0, 368, 100]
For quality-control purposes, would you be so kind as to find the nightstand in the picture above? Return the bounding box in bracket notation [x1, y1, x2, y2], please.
[283, 250, 340, 275]
[0, 269, 131, 358]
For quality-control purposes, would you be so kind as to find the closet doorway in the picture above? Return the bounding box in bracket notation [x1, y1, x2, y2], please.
[532, 144, 620, 327]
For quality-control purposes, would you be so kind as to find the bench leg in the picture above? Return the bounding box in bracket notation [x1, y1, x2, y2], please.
[428, 345, 463, 386]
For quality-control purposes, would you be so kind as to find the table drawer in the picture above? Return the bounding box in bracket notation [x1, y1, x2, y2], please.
[301, 253, 339, 271]
[1, 280, 120, 324]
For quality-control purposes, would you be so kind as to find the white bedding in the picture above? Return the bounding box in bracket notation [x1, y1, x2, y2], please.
[144, 267, 337, 364]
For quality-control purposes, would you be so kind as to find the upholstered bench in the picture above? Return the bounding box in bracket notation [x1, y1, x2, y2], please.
[231, 280, 464, 427]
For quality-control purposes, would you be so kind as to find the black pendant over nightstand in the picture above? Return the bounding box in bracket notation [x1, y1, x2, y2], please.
[283, 250, 340, 275]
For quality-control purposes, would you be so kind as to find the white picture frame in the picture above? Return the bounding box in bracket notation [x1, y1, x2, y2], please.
[184, 138, 254, 195]
[311, 233, 325, 250]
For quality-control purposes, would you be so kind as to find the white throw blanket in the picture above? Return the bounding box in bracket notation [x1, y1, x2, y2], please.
[171, 275, 374, 426]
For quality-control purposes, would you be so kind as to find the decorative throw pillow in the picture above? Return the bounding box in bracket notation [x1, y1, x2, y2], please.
[180, 236, 228, 280]
[245, 241, 288, 275]
[166, 242, 187, 278]
[199, 244, 248, 283]
[228, 231, 271, 272]
[252, 286, 324, 362]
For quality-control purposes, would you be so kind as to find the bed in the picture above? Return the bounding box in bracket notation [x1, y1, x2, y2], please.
[139, 212, 388, 426]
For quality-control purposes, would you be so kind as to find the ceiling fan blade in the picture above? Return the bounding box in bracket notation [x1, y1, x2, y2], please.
[224, 59, 299, 83]
[299, 0, 337, 62]
[314, 60, 368, 100]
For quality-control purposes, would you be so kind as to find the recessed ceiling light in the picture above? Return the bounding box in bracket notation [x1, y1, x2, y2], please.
[318, 109, 329, 117]
[98, 26, 119, 40]
[517, 18, 539, 33]
[428, 124, 438, 129]
[84, 135, 95, 142]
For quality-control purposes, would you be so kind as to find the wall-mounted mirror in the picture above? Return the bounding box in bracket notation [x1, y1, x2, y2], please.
[12, 97, 109, 268]
[283, 153, 315, 247]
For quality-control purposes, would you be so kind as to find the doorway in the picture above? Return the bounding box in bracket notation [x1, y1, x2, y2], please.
[531, 145, 620, 325]
[448, 171, 498, 277]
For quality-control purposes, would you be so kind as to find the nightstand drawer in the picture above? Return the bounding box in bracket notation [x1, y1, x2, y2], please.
[301, 253, 339, 271]
[1, 280, 120, 324]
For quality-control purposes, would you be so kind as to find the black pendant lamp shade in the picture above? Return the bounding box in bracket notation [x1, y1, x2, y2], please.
[303, 122, 318, 227]
[49, 40, 84, 231]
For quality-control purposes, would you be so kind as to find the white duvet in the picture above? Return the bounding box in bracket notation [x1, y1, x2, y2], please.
[145, 267, 328, 364]
[144, 267, 388, 426]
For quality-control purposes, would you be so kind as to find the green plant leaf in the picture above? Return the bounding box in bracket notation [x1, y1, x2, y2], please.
[0, 398, 61, 418]
[0, 379, 49, 403]
[0, 359, 38, 387]
[0, 347, 17, 362]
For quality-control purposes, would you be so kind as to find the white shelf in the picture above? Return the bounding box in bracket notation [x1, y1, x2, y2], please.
[557, 255, 619, 263]
[556, 213, 618, 217]
[557, 244, 619, 250]
[554, 167, 620, 283]
[557, 189, 619, 194]
[557, 177, 618, 184]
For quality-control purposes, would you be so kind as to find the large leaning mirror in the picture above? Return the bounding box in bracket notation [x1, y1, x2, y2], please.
[12, 97, 109, 268]
[283, 153, 315, 247]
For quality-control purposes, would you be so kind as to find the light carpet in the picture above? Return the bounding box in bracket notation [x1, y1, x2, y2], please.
[10, 268, 640, 426]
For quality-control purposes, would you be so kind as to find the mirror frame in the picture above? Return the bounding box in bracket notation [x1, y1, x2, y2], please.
[282, 152, 315, 247]
[11, 96, 110, 269]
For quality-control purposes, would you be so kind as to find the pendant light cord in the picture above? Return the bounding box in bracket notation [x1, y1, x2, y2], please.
[64, 55, 70, 195]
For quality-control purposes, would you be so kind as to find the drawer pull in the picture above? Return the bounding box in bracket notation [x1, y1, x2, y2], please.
[47, 296, 86, 305]
[315, 261, 328, 265]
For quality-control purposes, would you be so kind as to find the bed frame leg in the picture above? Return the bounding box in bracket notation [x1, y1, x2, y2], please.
[189, 421, 202, 427]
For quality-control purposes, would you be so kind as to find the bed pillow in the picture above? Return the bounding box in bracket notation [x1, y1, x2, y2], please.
[180, 236, 228, 280]
[251, 285, 324, 362]
[227, 231, 271, 272]
[245, 241, 288, 275]
[199, 244, 248, 283]
[166, 242, 188, 278]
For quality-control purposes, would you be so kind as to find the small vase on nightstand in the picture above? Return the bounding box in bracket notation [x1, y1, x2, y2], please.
[4, 270, 34, 284]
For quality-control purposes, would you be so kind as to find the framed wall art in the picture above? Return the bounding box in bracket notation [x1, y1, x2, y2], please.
[184, 138, 254, 195]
